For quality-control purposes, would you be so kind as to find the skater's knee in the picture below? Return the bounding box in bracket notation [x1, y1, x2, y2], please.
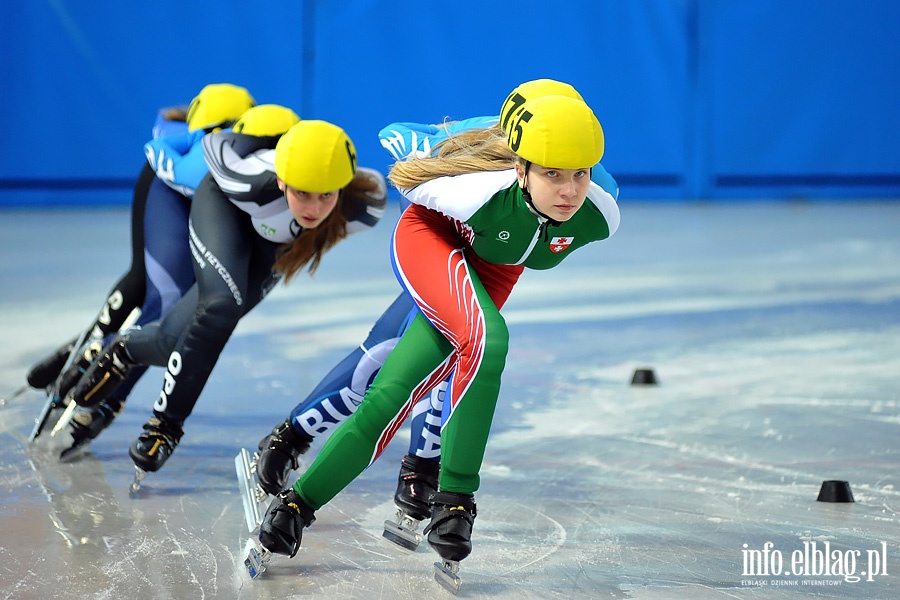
[457, 326, 508, 377]
[195, 296, 242, 336]
[481, 328, 509, 362]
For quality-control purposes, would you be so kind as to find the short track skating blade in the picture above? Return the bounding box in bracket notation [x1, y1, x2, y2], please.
[242, 539, 271, 579]
[129, 467, 147, 497]
[382, 511, 422, 551]
[29, 395, 61, 441]
[433, 560, 462, 594]
[235, 448, 267, 532]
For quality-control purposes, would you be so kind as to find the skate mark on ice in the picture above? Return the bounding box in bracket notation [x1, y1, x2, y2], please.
[616, 434, 824, 484]
[498, 505, 567, 576]
[160, 496, 219, 600]
[330, 538, 395, 567]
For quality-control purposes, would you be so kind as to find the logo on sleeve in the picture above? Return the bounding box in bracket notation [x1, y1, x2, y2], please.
[549, 236, 573, 253]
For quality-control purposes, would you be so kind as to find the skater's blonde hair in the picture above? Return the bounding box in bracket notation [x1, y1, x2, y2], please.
[388, 125, 519, 190]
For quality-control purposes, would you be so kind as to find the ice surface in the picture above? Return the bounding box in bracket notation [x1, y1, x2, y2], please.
[1, 201, 898, 598]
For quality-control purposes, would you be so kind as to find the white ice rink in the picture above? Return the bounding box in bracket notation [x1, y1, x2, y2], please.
[1, 200, 899, 599]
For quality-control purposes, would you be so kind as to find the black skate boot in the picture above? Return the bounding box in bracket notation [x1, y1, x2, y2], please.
[128, 414, 183, 495]
[26, 337, 76, 390]
[424, 491, 477, 594]
[383, 454, 439, 550]
[59, 399, 124, 461]
[70, 334, 135, 407]
[255, 419, 313, 496]
[258, 488, 316, 558]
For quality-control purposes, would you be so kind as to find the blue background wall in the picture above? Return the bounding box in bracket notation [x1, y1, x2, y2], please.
[2, 0, 898, 205]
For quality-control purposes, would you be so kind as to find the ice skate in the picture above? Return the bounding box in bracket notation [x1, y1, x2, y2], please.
[69, 334, 134, 408]
[255, 418, 312, 496]
[235, 447, 270, 532]
[424, 491, 477, 595]
[29, 338, 102, 441]
[26, 338, 76, 390]
[129, 466, 147, 497]
[59, 400, 124, 462]
[258, 488, 316, 559]
[29, 391, 68, 442]
[383, 454, 439, 551]
[241, 537, 271, 579]
[127, 415, 183, 495]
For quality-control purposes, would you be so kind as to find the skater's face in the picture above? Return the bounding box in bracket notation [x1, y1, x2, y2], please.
[515, 161, 590, 222]
[279, 178, 340, 229]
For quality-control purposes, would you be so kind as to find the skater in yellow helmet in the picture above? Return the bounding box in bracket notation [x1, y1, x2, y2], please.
[257, 81, 620, 593]
[65, 117, 388, 493]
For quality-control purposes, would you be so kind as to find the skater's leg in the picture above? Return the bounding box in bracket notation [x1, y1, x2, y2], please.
[81, 162, 156, 340]
[30, 163, 155, 391]
[138, 178, 194, 325]
[66, 176, 195, 448]
[288, 292, 416, 438]
[291, 313, 454, 510]
[84, 162, 155, 339]
[392, 205, 521, 495]
[254, 292, 417, 496]
[406, 380, 446, 459]
[129, 179, 278, 472]
[260, 315, 453, 556]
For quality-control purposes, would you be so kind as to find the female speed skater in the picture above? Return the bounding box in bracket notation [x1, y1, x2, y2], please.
[66, 116, 389, 494]
[255, 82, 620, 592]
[26, 84, 257, 451]
[246, 79, 600, 555]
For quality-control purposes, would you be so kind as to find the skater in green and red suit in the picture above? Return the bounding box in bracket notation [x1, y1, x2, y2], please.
[258, 83, 620, 583]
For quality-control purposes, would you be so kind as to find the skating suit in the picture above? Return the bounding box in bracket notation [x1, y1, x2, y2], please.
[125, 129, 385, 425]
[81, 114, 213, 404]
[295, 157, 620, 507]
[83, 112, 195, 343]
[138, 127, 210, 324]
[284, 117, 503, 459]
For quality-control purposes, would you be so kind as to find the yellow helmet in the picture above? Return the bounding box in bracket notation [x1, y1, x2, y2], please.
[505, 94, 604, 169]
[275, 120, 357, 193]
[232, 104, 300, 137]
[499, 79, 584, 133]
[186, 83, 256, 132]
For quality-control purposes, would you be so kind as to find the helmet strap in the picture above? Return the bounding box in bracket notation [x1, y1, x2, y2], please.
[520, 160, 534, 203]
[519, 161, 559, 228]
